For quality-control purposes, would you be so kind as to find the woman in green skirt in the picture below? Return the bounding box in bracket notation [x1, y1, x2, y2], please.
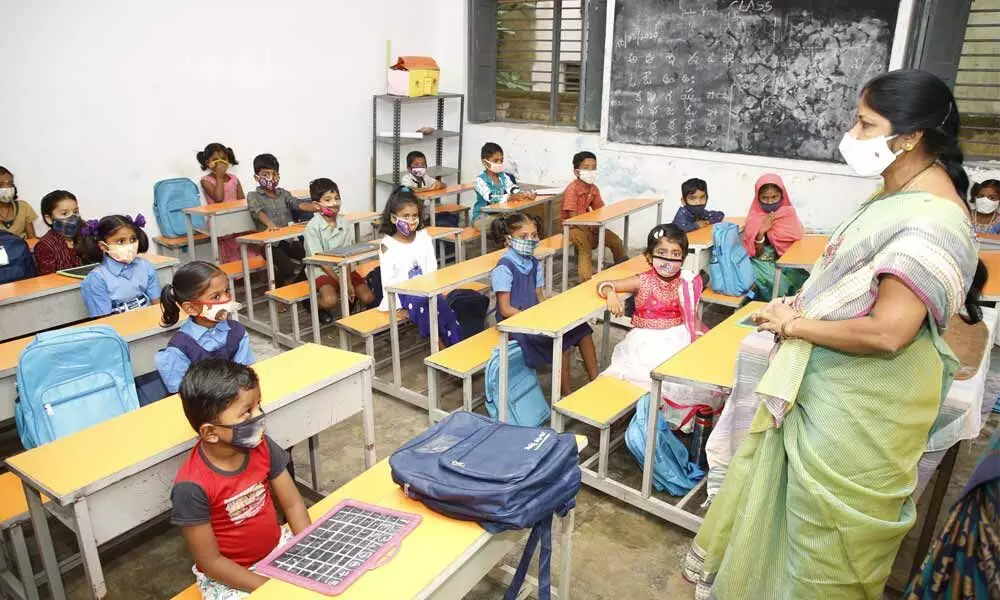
[685, 70, 986, 600]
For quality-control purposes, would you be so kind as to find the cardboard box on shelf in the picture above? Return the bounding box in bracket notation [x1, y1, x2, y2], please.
[387, 56, 440, 97]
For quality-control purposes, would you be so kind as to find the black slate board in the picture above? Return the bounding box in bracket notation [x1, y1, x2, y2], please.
[607, 0, 899, 162]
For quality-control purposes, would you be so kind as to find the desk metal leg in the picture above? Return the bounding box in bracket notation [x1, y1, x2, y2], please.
[427, 365, 439, 424]
[456, 233, 466, 263]
[545, 255, 554, 296]
[546, 199, 554, 238]
[551, 336, 564, 405]
[9, 525, 40, 600]
[389, 292, 402, 387]
[772, 266, 782, 300]
[208, 216, 220, 264]
[480, 222, 488, 255]
[241, 244, 255, 324]
[308, 265, 323, 345]
[655, 200, 663, 226]
[360, 367, 377, 468]
[641, 380, 661, 498]
[185, 214, 196, 264]
[307, 437, 319, 491]
[340, 264, 351, 318]
[72, 497, 106, 599]
[596, 226, 606, 274]
[562, 225, 571, 292]
[354, 222, 362, 244]
[623, 215, 630, 255]
[558, 510, 575, 600]
[429, 294, 441, 355]
[600, 309, 612, 368]
[498, 332, 509, 423]
[25, 488, 64, 600]
[911, 443, 961, 576]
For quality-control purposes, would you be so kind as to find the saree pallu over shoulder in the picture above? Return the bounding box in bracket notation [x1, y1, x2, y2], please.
[752, 192, 977, 433]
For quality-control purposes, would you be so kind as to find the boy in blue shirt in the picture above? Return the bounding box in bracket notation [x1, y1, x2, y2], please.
[472, 142, 535, 232]
[672, 178, 725, 233]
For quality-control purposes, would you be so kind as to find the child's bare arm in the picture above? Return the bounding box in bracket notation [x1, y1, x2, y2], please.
[201, 179, 223, 204]
[180, 524, 268, 592]
[236, 180, 246, 200]
[497, 291, 520, 319]
[270, 471, 311, 534]
[535, 288, 546, 304]
[598, 275, 641, 317]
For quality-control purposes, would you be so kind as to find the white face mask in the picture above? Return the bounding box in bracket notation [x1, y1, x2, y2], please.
[975, 197, 999, 215]
[410, 167, 427, 178]
[838, 132, 902, 177]
[578, 169, 598, 185]
[487, 161, 505, 174]
[101, 241, 139, 264]
[198, 298, 242, 322]
[0, 187, 14, 203]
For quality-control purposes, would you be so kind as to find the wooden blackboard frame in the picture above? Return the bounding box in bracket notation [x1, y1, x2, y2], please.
[596, 0, 919, 175]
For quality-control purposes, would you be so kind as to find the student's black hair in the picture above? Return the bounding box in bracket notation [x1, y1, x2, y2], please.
[481, 142, 503, 160]
[0, 166, 16, 200]
[970, 179, 1000, 202]
[78, 215, 150, 264]
[378, 186, 424, 236]
[572, 151, 596, 170]
[309, 178, 340, 203]
[179, 359, 260, 431]
[863, 69, 985, 324]
[489, 212, 543, 246]
[406, 150, 427, 167]
[758, 183, 783, 199]
[196, 143, 238, 171]
[253, 153, 280, 174]
[160, 261, 227, 327]
[645, 224, 688, 257]
[39, 190, 78, 220]
[681, 178, 708, 200]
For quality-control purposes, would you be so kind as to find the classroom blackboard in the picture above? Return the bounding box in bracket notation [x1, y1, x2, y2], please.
[607, 0, 899, 162]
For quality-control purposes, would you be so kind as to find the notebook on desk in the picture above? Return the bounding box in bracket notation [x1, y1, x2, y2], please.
[56, 263, 100, 279]
[317, 242, 379, 258]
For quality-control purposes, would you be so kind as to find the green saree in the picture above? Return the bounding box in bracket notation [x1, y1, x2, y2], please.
[687, 192, 978, 600]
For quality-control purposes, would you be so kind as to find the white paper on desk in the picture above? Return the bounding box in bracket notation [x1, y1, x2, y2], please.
[533, 187, 565, 196]
[379, 130, 423, 139]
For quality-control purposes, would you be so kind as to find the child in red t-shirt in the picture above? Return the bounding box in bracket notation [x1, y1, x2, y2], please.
[171, 360, 310, 598]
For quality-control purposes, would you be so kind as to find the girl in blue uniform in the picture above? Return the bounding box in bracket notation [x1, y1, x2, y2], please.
[80, 214, 160, 317]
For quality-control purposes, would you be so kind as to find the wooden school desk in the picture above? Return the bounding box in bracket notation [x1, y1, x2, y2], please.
[980, 250, 1000, 301]
[4, 344, 376, 600]
[561, 197, 664, 291]
[0, 254, 178, 342]
[304, 227, 465, 348]
[479, 192, 561, 254]
[415, 182, 473, 226]
[237, 223, 308, 335]
[0, 305, 179, 423]
[771, 234, 830, 299]
[496, 256, 651, 416]
[183, 200, 256, 264]
[248, 438, 587, 600]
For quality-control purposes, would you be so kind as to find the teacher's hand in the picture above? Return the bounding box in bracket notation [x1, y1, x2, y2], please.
[752, 299, 801, 337]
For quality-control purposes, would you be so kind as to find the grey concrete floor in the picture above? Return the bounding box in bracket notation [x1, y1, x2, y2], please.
[4, 278, 997, 599]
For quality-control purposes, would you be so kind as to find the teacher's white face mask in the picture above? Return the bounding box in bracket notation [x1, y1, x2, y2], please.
[838, 131, 902, 178]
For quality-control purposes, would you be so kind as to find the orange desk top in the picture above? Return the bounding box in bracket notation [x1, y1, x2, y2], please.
[305, 227, 463, 267]
[981, 251, 1000, 299]
[247, 461, 486, 600]
[238, 224, 306, 244]
[480, 193, 558, 214]
[0, 254, 177, 303]
[776, 235, 830, 270]
[0, 304, 170, 371]
[415, 182, 473, 200]
[183, 200, 248, 215]
[686, 216, 746, 247]
[4, 344, 370, 501]
[652, 302, 762, 391]
[498, 256, 649, 335]
[563, 197, 661, 226]
[388, 249, 504, 295]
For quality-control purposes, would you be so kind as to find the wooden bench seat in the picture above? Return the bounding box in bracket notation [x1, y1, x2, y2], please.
[219, 256, 266, 278]
[152, 233, 210, 261]
[0, 471, 48, 600]
[434, 204, 469, 215]
[425, 327, 502, 422]
[699, 287, 746, 320]
[552, 376, 647, 479]
[169, 583, 200, 600]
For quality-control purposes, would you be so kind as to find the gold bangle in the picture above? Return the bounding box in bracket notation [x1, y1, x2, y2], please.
[597, 282, 615, 298]
[781, 316, 803, 338]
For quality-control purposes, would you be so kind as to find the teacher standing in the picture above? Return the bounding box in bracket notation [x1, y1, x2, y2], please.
[685, 69, 986, 600]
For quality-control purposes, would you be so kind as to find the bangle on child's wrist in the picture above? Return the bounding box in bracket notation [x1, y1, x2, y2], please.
[755, 236, 765, 244]
[598, 282, 615, 298]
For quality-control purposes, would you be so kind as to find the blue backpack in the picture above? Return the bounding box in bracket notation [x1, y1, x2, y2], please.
[624, 394, 704, 496]
[485, 340, 549, 427]
[153, 178, 204, 237]
[15, 325, 139, 449]
[389, 411, 581, 600]
[0, 230, 36, 284]
[708, 222, 754, 296]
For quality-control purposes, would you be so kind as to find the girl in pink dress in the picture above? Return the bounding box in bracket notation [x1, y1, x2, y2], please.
[197, 143, 252, 263]
[597, 224, 711, 430]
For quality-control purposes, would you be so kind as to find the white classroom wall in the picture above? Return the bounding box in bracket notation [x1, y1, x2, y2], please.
[0, 0, 465, 236]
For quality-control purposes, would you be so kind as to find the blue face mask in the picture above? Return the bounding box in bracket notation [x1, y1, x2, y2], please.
[50, 215, 81, 237]
[686, 204, 707, 219]
[760, 201, 781, 214]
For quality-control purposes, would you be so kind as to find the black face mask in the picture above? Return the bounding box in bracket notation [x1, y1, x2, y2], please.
[686, 204, 707, 219]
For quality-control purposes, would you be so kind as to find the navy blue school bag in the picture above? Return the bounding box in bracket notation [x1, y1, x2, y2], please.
[485, 340, 550, 427]
[0, 230, 35, 284]
[153, 178, 204, 237]
[389, 411, 581, 600]
[708, 222, 754, 296]
[625, 394, 704, 496]
[15, 325, 139, 449]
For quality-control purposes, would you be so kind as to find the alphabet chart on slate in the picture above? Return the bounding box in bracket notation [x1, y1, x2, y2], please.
[606, 0, 899, 162]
